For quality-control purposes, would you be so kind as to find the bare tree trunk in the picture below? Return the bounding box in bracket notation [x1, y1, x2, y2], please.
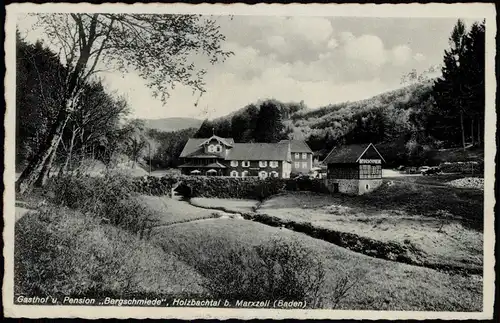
[477, 117, 481, 145]
[471, 118, 475, 147]
[16, 108, 70, 194]
[35, 143, 59, 187]
[460, 111, 466, 151]
[61, 129, 77, 175]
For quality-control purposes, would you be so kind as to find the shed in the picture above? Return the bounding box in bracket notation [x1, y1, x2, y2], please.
[322, 143, 385, 195]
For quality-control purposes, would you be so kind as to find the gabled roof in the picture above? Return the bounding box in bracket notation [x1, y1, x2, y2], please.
[179, 138, 206, 158]
[323, 143, 385, 164]
[198, 135, 234, 147]
[179, 137, 235, 158]
[226, 142, 291, 161]
[279, 140, 313, 153]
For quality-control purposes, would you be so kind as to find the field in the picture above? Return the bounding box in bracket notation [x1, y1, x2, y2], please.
[14, 173, 483, 311]
[151, 217, 482, 310]
[187, 177, 484, 275]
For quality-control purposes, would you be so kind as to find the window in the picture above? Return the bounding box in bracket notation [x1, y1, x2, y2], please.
[230, 160, 238, 167]
[360, 164, 373, 179]
[258, 171, 268, 179]
[259, 161, 268, 167]
[230, 170, 238, 177]
[294, 162, 300, 169]
[241, 171, 248, 178]
[302, 162, 308, 168]
[270, 161, 279, 168]
[215, 144, 222, 153]
[294, 153, 300, 159]
[242, 161, 250, 167]
[302, 153, 307, 159]
[207, 145, 215, 153]
[270, 171, 279, 178]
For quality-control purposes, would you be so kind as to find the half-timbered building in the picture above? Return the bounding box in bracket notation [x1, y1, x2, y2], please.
[322, 143, 385, 195]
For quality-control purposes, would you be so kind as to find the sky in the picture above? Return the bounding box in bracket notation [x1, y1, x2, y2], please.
[16, 14, 482, 120]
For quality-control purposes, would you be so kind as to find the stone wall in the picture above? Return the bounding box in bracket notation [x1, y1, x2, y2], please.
[324, 178, 383, 195]
[358, 179, 383, 195]
[324, 179, 360, 195]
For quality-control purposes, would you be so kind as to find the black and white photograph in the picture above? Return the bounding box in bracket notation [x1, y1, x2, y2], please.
[3, 2, 496, 320]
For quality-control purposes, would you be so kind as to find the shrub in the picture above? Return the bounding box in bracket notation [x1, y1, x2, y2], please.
[46, 173, 159, 236]
[173, 234, 328, 307]
[14, 207, 204, 300]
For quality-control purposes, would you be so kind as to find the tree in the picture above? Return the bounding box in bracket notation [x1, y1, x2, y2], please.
[16, 33, 66, 170]
[16, 13, 232, 194]
[58, 81, 129, 175]
[253, 100, 287, 143]
[433, 19, 475, 150]
[461, 21, 485, 146]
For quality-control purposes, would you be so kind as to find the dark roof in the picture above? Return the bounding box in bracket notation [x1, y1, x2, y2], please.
[227, 143, 291, 161]
[279, 140, 312, 153]
[179, 138, 206, 158]
[323, 143, 385, 164]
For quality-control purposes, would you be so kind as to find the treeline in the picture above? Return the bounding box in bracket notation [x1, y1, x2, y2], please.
[16, 33, 146, 178]
[194, 99, 307, 142]
[147, 127, 198, 169]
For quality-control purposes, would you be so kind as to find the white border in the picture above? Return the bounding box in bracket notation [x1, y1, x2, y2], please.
[3, 2, 496, 320]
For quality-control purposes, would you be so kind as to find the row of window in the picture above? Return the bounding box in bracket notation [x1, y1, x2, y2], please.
[359, 165, 382, 179]
[294, 162, 308, 169]
[230, 160, 280, 168]
[207, 144, 223, 153]
[230, 170, 280, 178]
[294, 153, 309, 160]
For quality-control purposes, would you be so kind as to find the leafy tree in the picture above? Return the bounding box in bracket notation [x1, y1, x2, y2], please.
[194, 119, 215, 138]
[16, 13, 232, 194]
[58, 81, 129, 175]
[253, 100, 287, 143]
[16, 33, 65, 170]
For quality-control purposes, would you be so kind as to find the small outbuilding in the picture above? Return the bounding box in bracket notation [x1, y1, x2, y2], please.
[322, 143, 385, 195]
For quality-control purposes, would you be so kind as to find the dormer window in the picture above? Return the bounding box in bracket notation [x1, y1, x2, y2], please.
[215, 144, 222, 153]
[208, 144, 215, 153]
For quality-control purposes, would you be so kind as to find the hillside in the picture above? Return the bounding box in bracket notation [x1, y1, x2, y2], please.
[150, 80, 483, 168]
[142, 117, 203, 132]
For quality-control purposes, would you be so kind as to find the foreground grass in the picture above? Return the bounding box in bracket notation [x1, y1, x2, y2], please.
[138, 195, 219, 226]
[152, 218, 482, 311]
[15, 206, 205, 300]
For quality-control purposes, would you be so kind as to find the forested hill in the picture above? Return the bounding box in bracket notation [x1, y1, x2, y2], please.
[142, 117, 203, 132]
[191, 78, 482, 167]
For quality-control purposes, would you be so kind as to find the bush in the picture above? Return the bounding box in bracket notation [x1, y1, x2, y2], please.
[172, 234, 327, 307]
[46, 174, 159, 236]
[14, 207, 204, 300]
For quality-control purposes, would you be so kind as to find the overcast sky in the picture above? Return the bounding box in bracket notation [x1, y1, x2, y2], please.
[17, 15, 481, 120]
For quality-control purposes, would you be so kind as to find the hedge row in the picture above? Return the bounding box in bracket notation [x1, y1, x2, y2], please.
[134, 175, 330, 200]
